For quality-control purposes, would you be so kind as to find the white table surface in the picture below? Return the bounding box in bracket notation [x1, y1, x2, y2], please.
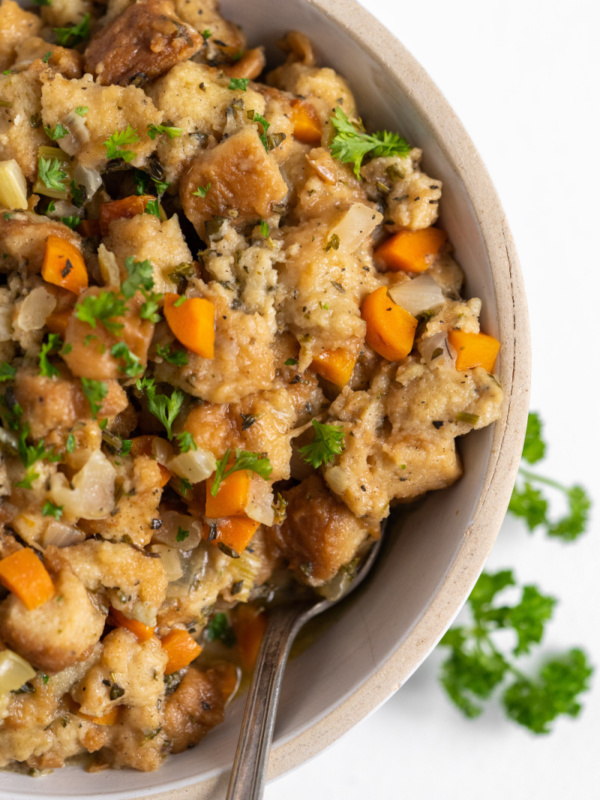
[265, 1, 600, 798]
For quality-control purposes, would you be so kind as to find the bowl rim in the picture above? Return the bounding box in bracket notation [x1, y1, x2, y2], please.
[150, 0, 530, 796]
[1, 0, 530, 796]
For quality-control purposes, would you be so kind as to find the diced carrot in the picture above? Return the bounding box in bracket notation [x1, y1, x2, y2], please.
[163, 293, 215, 359]
[290, 99, 322, 145]
[77, 219, 101, 238]
[448, 329, 500, 373]
[203, 516, 260, 557]
[205, 470, 251, 519]
[98, 195, 155, 236]
[0, 548, 54, 610]
[311, 348, 357, 388]
[41, 235, 88, 295]
[374, 228, 448, 273]
[129, 435, 171, 487]
[110, 607, 155, 643]
[361, 286, 417, 361]
[45, 308, 72, 337]
[79, 706, 120, 726]
[160, 629, 202, 674]
[233, 605, 267, 671]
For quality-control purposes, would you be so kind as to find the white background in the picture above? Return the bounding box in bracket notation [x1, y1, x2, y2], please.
[266, 1, 600, 798]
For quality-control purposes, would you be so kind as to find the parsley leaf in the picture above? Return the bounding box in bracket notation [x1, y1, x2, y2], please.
[192, 183, 211, 198]
[176, 526, 189, 542]
[39, 333, 62, 378]
[210, 448, 272, 496]
[104, 125, 140, 163]
[329, 106, 412, 178]
[66, 433, 76, 453]
[75, 291, 127, 334]
[135, 377, 184, 440]
[509, 412, 592, 541]
[299, 419, 346, 469]
[228, 77, 249, 92]
[75, 105, 88, 116]
[147, 124, 183, 140]
[38, 157, 68, 192]
[156, 344, 188, 366]
[121, 256, 154, 299]
[0, 362, 16, 382]
[205, 612, 236, 647]
[42, 500, 63, 520]
[53, 13, 90, 47]
[139, 292, 162, 324]
[439, 569, 592, 733]
[80, 378, 107, 418]
[110, 342, 143, 377]
[44, 123, 69, 141]
[175, 431, 196, 453]
[60, 215, 80, 230]
[260, 220, 269, 238]
[144, 198, 161, 219]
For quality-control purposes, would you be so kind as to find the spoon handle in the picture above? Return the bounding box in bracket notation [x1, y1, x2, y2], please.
[226, 603, 308, 800]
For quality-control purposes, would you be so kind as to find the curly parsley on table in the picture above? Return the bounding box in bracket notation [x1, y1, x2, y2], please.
[438, 412, 593, 733]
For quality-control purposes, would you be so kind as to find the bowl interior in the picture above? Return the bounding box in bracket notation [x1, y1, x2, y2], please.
[2, 1, 525, 797]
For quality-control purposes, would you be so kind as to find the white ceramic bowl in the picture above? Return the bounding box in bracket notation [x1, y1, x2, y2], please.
[2, 1, 530, 797]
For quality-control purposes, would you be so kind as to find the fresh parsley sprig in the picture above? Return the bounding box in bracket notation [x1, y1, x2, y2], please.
[299, 419, 346, 469]
[104, 125, 140, 163]
[53, 13, 90, 47]
[439, 569, 593, 733]
[147, 124, 183, 140]
[135, 376, 184, 440]
[110, 342, 143, 377]
[81, 378, 107, 419]
[0, 362, 16, 382]
[39, 334, 62, 379]
[210, 448, 272, 497]
[75, 291, 127, 334]
[509, 412, 591, 541]
[38, 157, 68, 192]
[329, 106, 412, 178]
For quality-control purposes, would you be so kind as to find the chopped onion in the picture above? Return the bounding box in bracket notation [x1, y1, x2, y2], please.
[0, 159, 28, 210]
[0, 296, 13, 342]
[17, 287, 57, 332]
[98, 244, 121, 288]
[245, 480, 274, 526]
[72, 163, 102, 200]
[0, 649, 36, 699]
[167, 447, 216, 484]
[149, 544, 183, 581]
[151, 436, 174, 467]
[41, 520, 86, 548]
[327, 203, 383, 253]
[388, 274, 445, 317]
[152, 510, 203, 551]
[60, 112, 90, 157]
[419, 332, 456, 369]
[49, 450, 116, 520]
[325, 465, 349, 495]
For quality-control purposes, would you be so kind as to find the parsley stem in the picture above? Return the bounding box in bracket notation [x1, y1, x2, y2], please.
[518, 467, 569, 494]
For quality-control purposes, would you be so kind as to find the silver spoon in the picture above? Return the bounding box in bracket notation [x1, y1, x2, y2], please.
[226, 533, 384, 800]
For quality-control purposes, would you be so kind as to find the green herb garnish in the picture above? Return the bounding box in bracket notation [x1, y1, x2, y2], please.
[135, 377, 184, 440]
[80, 378, 107, 419]
[210, 448, 272, 496]
[75, 291, 127, 334]
[0, 362, 16, 382]
[42, 500, 64, 520]
[329, 106, 412, 178]
[228, 78, 249, 92]
[147, 124, 183, 140]
[299, 420, 345, 469]
[37, 157, 68, 192]
[44, 123, 68, 141]
[156, 344, 188, 366]
[110, 342, 143, 377]
[176, 527, 189, 542]
[53, 13, 90, 47]
[175, 431, 196, 453]
[39, 334, 62, 378]
[104, 125, 140, 163]
[206, 612, 236, 647]
[144, 198, 161, 219]
[192, 183, 211, 198]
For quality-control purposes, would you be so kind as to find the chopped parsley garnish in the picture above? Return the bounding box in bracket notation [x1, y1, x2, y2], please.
[66, 433, 76, 453]
[104, 125, 140, 163]
[80, 378, 108, 419]
[110, 342, 143, 377]
[70, 180, 86, 208]
[284, 358, 298, 367]
[44, 123, 68, 141]
[329, 106, 412, 178]
[299, 419, 346, 469]
[75, 291, 127, 334]
[60, 215, 80, 230]
[247, 109, 270, 149]
[156, 344, 188, 366]
[325, 233, 340, 252]
[39, 333, 62, 378]
[140, 292, 162, 324]
[0, 362, 16, 382]
[228, 77, 249, 92]
[202, 29, 212, 40]
[135, 377, 184, 440]
[122, 257, 154, 299]
[152, 177, 170, 195]
[17, 425, 60, 468]
[37, 157, 68, 192]
[192, 183, 211, 198]
[210, 448, 272, 496]
[53, 13, 90, 47]
[74, 105, 88, 116]
[260, 220, 269, 238]
[509, 412, 591, 541]
[175, 431, 196, 453]
[15, 470, 39, 490]
[439, 569, 593, 733]
[179, 477, 192, 495]
[176, 526, 189, 542]
[206, 612, 236, 647]
[147, 124, 183, 140]
[144, 198, 161, 219]
[42, 500, 64, 520]
[42, 51, 52, 63]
